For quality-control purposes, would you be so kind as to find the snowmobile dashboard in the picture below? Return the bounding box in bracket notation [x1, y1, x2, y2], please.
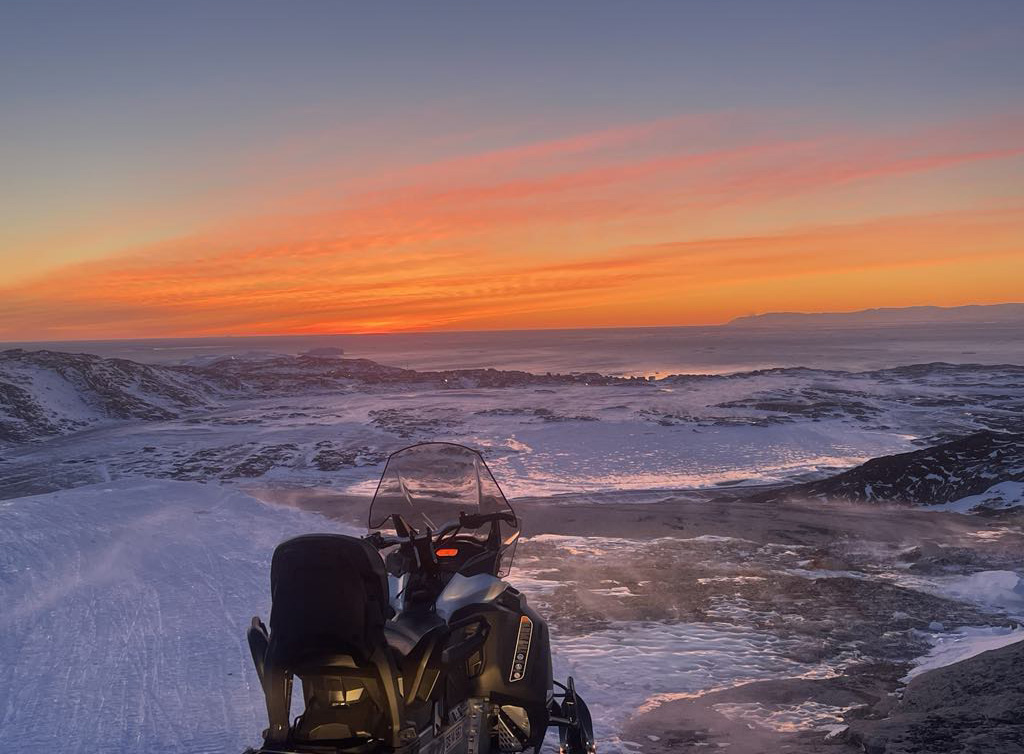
[366, 510, 512, 579]
[433, 538, 501, 577]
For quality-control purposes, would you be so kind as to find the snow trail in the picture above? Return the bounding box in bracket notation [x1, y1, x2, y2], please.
[0, 480, 352, 753]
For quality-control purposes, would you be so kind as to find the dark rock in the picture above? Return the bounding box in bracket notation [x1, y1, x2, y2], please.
[311, 443, 387, 471]
[849, 638, 1024, 753]
[755, 431, 1024, 506]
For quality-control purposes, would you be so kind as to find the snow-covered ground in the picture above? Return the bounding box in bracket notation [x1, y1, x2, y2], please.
[903, 625, 1024, 681]
[936, 481, 1024, 513]
[0, 482, 852, 753]
[0, 382, 910, 499]
[2, 348, 1023, 753]
[11, 480, 1018, 754]
[0, 480, 351, 753]
[5, 353, 1024, 500]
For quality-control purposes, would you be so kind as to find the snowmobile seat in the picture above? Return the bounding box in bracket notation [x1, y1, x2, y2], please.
[256, 533, 406, 748]
[268, 533, 393, 665]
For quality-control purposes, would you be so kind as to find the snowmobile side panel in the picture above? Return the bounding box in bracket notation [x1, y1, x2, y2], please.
[447, 591, 553, 749]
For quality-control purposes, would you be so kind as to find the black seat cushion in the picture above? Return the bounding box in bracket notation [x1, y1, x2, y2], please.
[268, 533, 392, 667]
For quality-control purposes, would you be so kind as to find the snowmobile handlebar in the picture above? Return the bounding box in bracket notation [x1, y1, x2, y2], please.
[365, 529, 419, 550]
[366, 510, 516, 550]
[433, 510, 517, 541]
[365, 510, 517, 578]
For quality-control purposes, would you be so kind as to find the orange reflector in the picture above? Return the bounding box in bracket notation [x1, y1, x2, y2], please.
[436, 548, 459, 557]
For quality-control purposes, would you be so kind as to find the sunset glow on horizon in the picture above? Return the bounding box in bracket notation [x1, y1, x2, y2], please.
[3, 2, 1023, 340]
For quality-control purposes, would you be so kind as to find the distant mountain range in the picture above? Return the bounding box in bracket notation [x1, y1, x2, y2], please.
[728, 303, 1024, 328]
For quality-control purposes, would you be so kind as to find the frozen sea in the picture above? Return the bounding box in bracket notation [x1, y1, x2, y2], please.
[4, 320, 1024, 376]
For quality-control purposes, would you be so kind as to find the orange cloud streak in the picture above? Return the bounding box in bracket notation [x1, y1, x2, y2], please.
[1, 111, 1022, 339]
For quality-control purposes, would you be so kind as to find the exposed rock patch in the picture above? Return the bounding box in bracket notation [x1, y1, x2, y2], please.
[756, 431, 1024, 507]
[848, 638, 1024, 753]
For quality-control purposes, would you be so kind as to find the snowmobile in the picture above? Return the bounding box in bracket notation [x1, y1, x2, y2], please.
[245, 442, 595, 754]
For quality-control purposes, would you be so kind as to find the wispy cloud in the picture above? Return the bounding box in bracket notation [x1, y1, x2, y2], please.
[2, 111, 1022, 338]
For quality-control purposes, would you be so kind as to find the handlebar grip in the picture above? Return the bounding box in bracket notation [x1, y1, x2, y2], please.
[366, 532, 399, 549]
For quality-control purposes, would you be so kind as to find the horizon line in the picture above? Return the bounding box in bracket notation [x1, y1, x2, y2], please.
[2, 300, 1022, 346]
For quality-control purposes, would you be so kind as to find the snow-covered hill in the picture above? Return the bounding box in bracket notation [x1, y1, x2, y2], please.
[0, 350, 224, 443]
[6, 349, 1024, 445]
[0, 350, 644, 444]
[757, 430, 1024, 510]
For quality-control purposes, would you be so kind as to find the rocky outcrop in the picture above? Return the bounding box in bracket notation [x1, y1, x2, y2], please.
[848, 638, 1024, 753]
[755, 431, 1024, 506]
[197, 353, 642, 392]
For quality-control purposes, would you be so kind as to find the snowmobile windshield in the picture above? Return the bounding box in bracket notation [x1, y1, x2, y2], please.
[368, 443, 520, 573]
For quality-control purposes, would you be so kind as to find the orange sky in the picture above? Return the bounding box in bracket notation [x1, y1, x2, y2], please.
[2, 108, 1023, 340]
[5, 3, 1024, 340]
